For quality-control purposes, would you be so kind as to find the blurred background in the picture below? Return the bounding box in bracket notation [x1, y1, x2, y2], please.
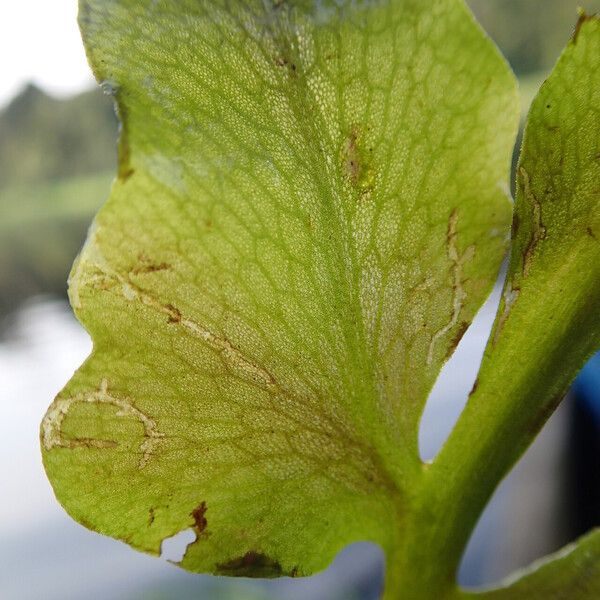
[1, 1, 599, 599]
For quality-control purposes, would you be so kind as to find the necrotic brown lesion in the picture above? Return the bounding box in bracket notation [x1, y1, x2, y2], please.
[215, 551, 291, 578]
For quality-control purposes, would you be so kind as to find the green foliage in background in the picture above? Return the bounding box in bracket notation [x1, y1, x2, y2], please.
[0, 172, 112, 315]
[0, 86, 116, 314]
[0, 84, 115, 187]
[40, 1, 600, 599]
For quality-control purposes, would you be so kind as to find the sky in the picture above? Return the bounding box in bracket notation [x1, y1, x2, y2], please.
[0, 1, 94, 107]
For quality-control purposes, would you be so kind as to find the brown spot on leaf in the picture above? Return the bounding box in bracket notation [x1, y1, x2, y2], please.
[119, 167, 135, 181]
[191, 501, 208, 536]
[131, 255, 171, 275]
[526, 393, 565, 436]
[165, 304, 182, 324]
[512, 212, 520, 237]
[469, 378, 479, 397]
[274, 56, 297, 77]
[341, 126, 376, 197]
[448, 321, 469, 356]
[66, 436, 118, 449]
[343, 128, 361, 184]
[519, 168, 547, 277]
[216, 551, 286, 578]
[587, 227, 597, 240]
[148, 507, 155, 526]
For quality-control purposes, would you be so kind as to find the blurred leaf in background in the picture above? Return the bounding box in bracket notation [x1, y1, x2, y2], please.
[469, 0, 600, 76]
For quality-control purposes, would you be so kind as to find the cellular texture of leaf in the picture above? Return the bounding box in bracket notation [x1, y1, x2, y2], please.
[42, 0, 519, 585]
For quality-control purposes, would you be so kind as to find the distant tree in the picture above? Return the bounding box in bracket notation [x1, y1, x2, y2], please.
[0, 84, 117, 189]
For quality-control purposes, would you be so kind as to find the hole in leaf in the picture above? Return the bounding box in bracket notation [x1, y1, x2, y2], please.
[458, 397, 575, 587]
[160, 528, 196, 563]
[419, 281, 503, 462]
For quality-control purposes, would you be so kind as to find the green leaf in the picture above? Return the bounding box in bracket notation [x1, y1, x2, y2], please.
[461, 529, 600, 599]
[424, 13, 600, 597]
[41, 0, 520, 593]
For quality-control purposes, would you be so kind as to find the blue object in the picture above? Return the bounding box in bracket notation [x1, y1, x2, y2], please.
[573, 351, 600, 428]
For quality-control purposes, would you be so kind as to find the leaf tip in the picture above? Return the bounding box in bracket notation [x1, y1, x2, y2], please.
[572, 9, 599, 44]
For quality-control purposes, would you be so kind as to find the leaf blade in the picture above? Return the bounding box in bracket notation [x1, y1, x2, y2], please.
[461, 529, 600, 599]
[43, 0, 519, 578]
